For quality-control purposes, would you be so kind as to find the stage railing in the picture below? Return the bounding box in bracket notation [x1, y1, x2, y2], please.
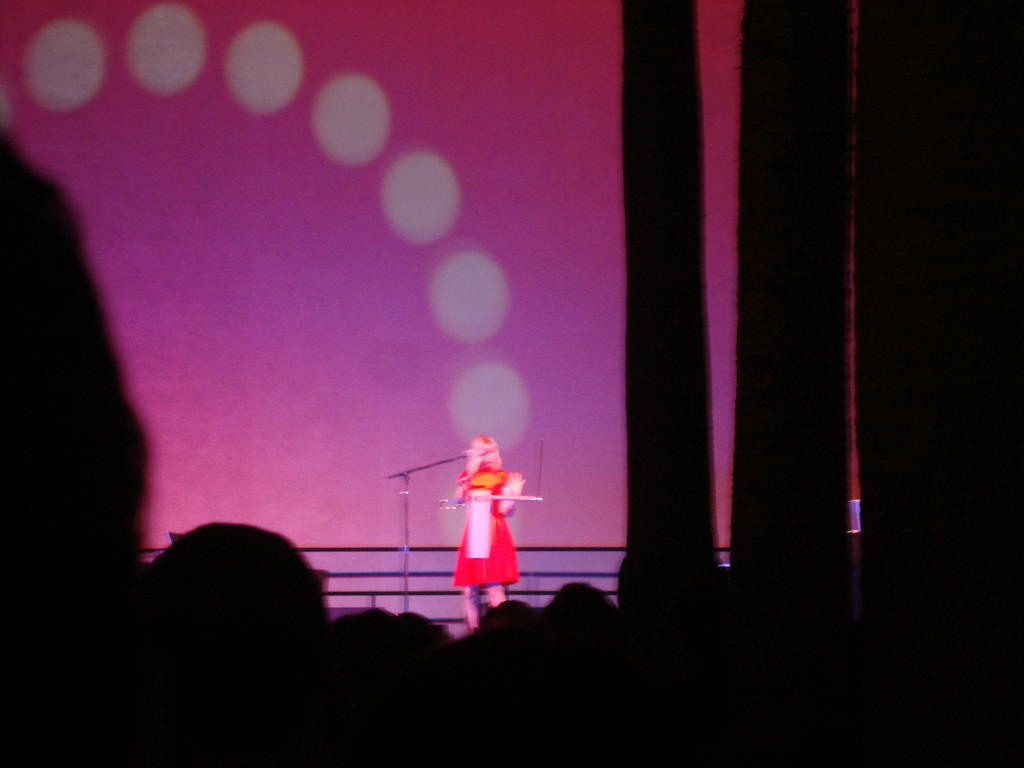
[313, 546, 623, 607]
[138, 544, 732, 626]
[139, 544, 628, 625]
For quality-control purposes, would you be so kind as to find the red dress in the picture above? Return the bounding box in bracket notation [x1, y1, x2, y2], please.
[452, 468, 519, 587]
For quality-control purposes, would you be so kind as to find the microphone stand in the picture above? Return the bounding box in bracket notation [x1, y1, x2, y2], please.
[386, 452, 465, 612]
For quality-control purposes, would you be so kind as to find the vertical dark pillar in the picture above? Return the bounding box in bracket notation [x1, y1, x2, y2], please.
[620, 1, 717, 630]
[729, 2, 853, 761]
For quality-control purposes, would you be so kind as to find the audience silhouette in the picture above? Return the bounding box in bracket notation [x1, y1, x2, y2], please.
[139, 523, 330, 766]
[6, 136, 145, 766]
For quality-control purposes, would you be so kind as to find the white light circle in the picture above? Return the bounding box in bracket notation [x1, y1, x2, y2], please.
[449, 362, 529, 448]
[381, 150, 460, 244]
[127, 3, 206, 96]
[25, 19, 105, 111]
[225, 22, 303, 114]
[313, 73, 390, 166]
[430, 251, 509, 343]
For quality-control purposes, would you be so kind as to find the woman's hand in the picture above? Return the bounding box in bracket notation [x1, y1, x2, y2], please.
[504, 472, 525, 496]
[455, 472, 472, 501]
[497, 472, 524, 517]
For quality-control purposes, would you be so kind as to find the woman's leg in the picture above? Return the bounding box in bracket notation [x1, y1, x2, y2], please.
[462, 586, 479, 631]
[484, 584, 506, 608]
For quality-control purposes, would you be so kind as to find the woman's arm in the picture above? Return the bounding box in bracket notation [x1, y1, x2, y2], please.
[455, 471, 471, 501]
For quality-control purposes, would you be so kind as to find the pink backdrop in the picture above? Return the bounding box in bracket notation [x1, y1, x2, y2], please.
[2, 1, 742, 550]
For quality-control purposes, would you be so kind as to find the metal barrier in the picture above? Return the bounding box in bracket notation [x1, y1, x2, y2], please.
[138, 544, 731, 625]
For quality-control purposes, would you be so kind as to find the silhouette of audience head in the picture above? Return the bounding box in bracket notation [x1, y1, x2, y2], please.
[539, 581, 625, 653]
[480, 598, 538, 631]
[140, 523, 327, 761]
[5, 136, 145, 765]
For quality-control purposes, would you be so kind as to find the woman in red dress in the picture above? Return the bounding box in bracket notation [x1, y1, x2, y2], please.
[453, 435, 525, 630]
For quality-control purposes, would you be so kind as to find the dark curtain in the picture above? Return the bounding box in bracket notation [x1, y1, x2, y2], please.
[620, 3, 722, 757]
[620, 1, 717, 628]
[856, 2, 1021, 762]
[728, 1, 853, 761]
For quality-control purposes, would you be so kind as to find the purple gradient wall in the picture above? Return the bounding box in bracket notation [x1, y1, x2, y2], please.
[3, 1, 742, 550]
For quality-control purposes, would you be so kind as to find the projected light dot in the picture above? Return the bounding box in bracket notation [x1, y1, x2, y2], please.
[25, 19, 105, 111]
[313, 73, 390, 166]
[450, 362, 529, 448]
[127, 3, 206, 96]
[382, 150, 461, 244]
[430, 251, 509, 343]
[225, 22, 302, 114]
